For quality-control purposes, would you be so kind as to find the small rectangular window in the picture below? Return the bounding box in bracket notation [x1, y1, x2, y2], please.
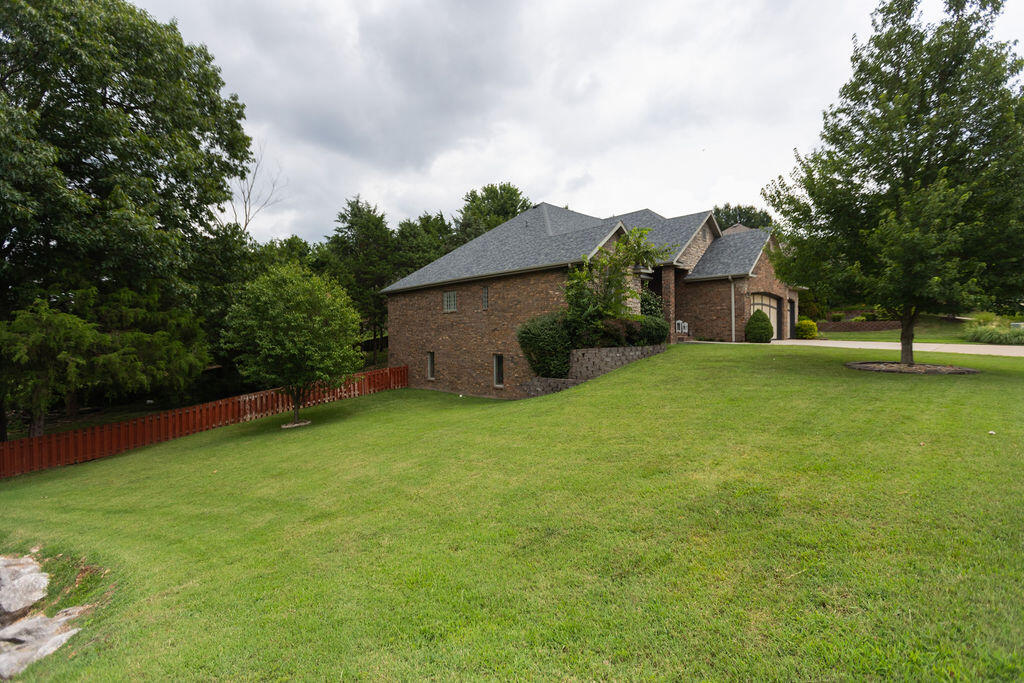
[493, 353, 504, 387]
[481, 286, 489, 310]
[427, 351, 435, 380]
[443, 290, 457, 312]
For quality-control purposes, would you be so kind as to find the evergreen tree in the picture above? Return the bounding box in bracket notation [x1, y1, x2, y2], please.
[455, 182, 531, 244]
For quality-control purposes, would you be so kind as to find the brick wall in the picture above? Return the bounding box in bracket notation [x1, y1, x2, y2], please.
[387, 269, 568, 399]
[675, 276, 739, 341]
[672, 250, 800, 342]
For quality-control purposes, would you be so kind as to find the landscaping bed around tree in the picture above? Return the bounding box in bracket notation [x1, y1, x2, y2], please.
[2, 344, 1022, 679]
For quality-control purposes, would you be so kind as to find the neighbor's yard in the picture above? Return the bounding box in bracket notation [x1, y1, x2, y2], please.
[821, 314, 972, 343]
[1, 345, 1022, 678]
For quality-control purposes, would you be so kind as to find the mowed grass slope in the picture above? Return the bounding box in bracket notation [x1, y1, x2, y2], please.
[2, 345, 1023, 679]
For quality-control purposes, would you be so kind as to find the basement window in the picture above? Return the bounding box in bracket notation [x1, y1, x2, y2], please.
[493, 353, 504, 388]
[443, 290, 457, 312]
[427, 351, 435, 380]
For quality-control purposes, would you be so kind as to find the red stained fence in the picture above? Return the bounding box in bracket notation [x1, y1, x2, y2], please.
[0, 366, 408, 480]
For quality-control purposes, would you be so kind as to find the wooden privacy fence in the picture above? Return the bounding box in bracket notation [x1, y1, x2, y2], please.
[0, 366, 408, 480]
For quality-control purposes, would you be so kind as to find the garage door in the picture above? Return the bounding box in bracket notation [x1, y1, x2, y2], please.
[751, 294, 781, 339]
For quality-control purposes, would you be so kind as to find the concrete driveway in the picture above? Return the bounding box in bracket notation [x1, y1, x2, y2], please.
[773, 338, 1024, 358]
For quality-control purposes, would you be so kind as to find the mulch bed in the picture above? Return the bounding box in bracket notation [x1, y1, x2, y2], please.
[845, 361, 979, 375]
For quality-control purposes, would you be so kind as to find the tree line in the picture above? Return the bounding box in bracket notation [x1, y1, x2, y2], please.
[0, 0, 535, 439]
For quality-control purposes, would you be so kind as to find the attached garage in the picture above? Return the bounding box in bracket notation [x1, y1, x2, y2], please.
[750, 293, 783, 340]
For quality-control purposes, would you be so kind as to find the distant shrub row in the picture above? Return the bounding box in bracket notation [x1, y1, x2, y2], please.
[964, 317, 1024, 345]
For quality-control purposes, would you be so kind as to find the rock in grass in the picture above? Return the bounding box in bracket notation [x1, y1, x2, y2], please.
[0, 606, 87, 679]
[0, 557, 48, 626]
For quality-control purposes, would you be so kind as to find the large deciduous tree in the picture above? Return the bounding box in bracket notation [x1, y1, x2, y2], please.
[764, 0, 1024, 364]
[221, 264, 363, 426]
[0, 0, 251, 429]
[455, 182, 531, 244]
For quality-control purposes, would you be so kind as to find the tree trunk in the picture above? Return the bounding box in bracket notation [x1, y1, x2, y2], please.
[29, 410, 45, 438]
[291, 388, 302, 424]
[65, 390, 80, 418]
[900, 307, 917, 365]
[0, 395, 7, 443]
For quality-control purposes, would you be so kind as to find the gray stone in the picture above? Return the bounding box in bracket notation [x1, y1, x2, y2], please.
[0, 607, 86, 679]
[0, 557, 48, 627]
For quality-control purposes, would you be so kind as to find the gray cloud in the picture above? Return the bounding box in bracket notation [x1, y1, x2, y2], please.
[135, 0, 1024, 242]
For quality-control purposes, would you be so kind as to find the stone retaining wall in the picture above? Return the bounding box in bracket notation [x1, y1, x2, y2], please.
[522, 377, 585, 398]
[524, 344, 666, 397]
[569, 344, 666, 381]
[818, 320, 901, 332]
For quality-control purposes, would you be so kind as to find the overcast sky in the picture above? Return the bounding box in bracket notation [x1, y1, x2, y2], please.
[134, 0, 1024, 243]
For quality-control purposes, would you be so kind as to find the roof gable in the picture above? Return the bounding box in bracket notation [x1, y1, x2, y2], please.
[685, 228, 771, 281]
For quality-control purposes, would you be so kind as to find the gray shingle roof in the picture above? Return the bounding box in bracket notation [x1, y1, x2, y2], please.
[685, 228, 771, 281]
[381, 203, 722, 293]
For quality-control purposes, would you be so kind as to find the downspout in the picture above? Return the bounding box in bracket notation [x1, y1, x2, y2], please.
[729, 276, 736, 342]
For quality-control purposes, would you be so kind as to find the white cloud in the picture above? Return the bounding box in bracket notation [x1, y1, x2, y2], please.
[135, 0, 1024, 241]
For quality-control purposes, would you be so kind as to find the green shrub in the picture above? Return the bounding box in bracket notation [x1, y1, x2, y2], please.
[637, 315, 669, 345]
[794, 319, 818, 339]
[973, 311, 998, 325]
[798, 314, 813, 322]
[639, 289, 664, 317]
[745, 310, 773, 343]
[963, 317, 1024, 345]
[830, 312, 844, 322]
[517, 311, 572, 377]
[864, 312, 877, 321]
[873, 306, 898, 321]
[851, 315, 867, 322]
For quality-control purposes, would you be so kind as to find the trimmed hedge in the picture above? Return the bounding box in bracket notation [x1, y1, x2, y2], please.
[745, 309, 773, 343]
[794, 319, 818, 339]
[516, 311, 572, 378]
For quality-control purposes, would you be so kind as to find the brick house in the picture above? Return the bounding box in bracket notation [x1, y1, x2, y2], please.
[383, 203, 799, 398]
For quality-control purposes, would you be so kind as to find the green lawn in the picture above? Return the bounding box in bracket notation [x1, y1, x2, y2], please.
[822, 314, 971, 343]
[2, 345, 1023, 679]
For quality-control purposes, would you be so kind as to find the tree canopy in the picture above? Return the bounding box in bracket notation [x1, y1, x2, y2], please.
[221, 264, 362, 425]
[0, 0, 251, 435]
[764, 0, 1024, 364]
[713, 204, 774, 231]
[455, 182, 532, 244]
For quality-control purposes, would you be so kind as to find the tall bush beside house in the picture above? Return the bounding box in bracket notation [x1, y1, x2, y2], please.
[222, 264, 363, 426]
[516, 311, 572, 378]
[745, 310, 774, 343]
[639, 289, 664, 317]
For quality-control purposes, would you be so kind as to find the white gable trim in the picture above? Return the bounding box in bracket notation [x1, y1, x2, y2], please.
[587, 221, 626, 259]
